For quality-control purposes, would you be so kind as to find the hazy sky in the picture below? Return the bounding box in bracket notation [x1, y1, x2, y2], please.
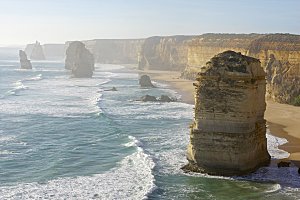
[0, 0, 299, 45]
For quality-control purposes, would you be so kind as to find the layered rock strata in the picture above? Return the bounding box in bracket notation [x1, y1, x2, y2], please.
[181, 33, 300, 105]
[19, 50, 32, 69]
[248, 34, 300, 104]
[65, 41, 94, 78]
[185, 51, 270, 176]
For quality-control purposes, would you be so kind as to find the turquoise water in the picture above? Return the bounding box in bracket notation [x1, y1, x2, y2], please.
[0, 60, 299, 199]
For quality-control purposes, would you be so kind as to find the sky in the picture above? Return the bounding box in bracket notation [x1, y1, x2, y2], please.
[0, 0, 299, 46]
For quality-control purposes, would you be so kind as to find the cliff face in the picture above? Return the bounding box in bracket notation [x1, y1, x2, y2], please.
[181, 33, 300, 105]
[187, 34, 262, 67]
[65, 41, 94, 78]
[138, 36, 193, 71]
[82, 39, 144, 64]
[185, 51, 270, 176]
[247, 34, 300, 104]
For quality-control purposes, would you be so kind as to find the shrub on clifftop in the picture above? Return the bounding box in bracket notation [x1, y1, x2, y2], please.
[292, 95, 300, 106]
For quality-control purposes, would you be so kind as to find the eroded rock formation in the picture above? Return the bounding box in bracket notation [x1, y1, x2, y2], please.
[185, 51, 270, 176]
[65, 41, 94, 78]
[139, 75, 155, 87]
[139, 94, 176, 102]
[30, 41, 45, 60]
[19, 50, 32, 69]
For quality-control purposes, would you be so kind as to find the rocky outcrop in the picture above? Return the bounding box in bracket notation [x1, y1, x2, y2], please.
[19, 50, 32, 69]
[30, 41, 45, 60]
[185, 51, 270, 176]
[158, 95, 174, 102]
[104, 87, 117, 91]
[139, 75, 155, 87]
[139, 94, 176, 102]
[140, 95, 157, 102]
[65, 41, 94, 78]
[138, 36, 193, 71]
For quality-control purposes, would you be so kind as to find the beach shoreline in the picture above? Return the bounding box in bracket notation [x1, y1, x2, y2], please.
[135, 68, 300, 163]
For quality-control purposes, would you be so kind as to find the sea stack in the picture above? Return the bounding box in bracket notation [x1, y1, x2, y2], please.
[65, 41, 94, 78]
[139, 75, 155, 87]
[30, 41, 45, 60]
[185, 51, 270, 176]
[19, 50, 32, 69]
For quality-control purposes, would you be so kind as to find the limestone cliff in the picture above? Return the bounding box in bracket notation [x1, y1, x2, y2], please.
[180, 33, 300, 105]
[19, 50, 32, 69]
[185, 51, 270, 176]
[65, 41, 94, 78]
[83, 39, 144, 64]
[248, 34, 300, 104]
[138, 36, 193, 71]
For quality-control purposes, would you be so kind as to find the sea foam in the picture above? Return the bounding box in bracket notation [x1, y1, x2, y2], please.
[0, 136, 156, 200]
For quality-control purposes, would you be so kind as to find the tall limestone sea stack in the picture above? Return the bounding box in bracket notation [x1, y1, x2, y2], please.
[65, 41, 95, 78]
[19, 50, 32, 69]
[184, 51, 270, 176]
[30, 41, 46, 60]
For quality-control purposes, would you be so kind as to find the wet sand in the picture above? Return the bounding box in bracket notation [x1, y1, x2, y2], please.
[138, 69, 300, 162]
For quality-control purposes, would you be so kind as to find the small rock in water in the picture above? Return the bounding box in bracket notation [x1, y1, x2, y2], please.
[140, 94, 157, 102]
[105, 87, 117, 91]
[277, 161, 291, 168]
[158, 95, 175, 102]
[139, 75, 155, 87]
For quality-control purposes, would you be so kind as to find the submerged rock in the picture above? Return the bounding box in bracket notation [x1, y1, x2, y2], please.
[140, 95, 157, 102]
[65, 41, 95, 78]
[19, 50, 32, 69]
[277, 161, 291, 168]
[185, 51, 270, 176]
[139, 94, 176, 102]
[139, 75, 155, 87]
[104, 87, 117, 91]
[158, 95, 175, 102]
[30, 41, 45, 60]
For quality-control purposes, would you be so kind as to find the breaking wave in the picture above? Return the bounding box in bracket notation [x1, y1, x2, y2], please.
[0, 136, 156, 200]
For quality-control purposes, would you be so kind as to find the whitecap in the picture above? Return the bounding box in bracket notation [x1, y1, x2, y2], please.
[23, 74, 43, 81]
[0, 136, 156, 200]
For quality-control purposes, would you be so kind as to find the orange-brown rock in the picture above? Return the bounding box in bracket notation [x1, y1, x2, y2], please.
[185, 51, 270, 176]
[247, 34, 300, 104]
[181, 33, 300, 105]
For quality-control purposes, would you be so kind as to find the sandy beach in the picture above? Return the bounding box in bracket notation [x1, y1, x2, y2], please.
[138, 69, 300, 162]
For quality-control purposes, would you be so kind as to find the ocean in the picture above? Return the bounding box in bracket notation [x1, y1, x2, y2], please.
[0, 60, 299, 199]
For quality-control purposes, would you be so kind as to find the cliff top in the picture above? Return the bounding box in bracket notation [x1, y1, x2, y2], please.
[199, 50, 264, 79]
[248, 34, 300, 53]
